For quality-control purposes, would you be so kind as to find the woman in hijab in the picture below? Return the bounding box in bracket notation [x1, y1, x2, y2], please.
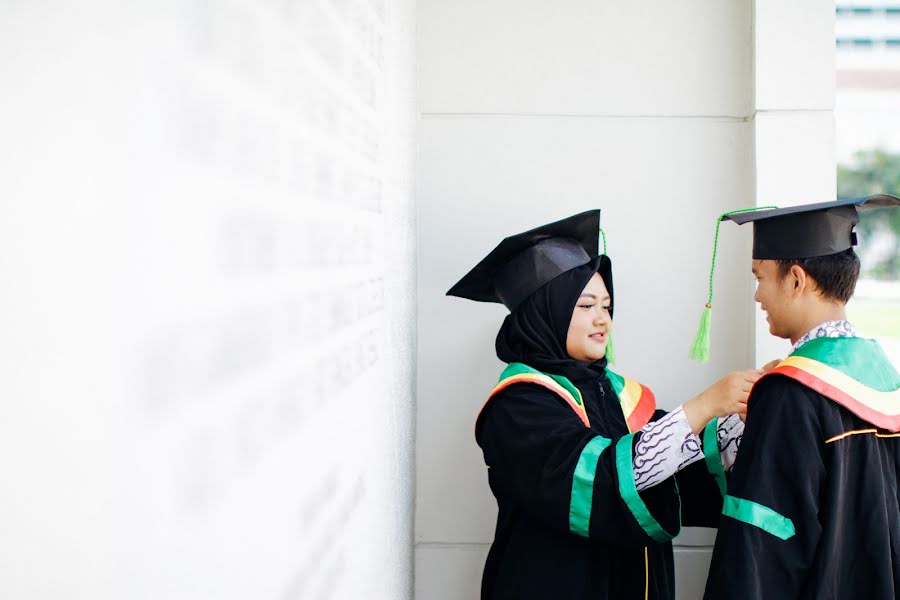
[447, 210, 759, 600]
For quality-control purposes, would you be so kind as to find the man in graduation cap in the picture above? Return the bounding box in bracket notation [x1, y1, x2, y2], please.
[700, 194, 900, 599]
[448, 210, 760, 600]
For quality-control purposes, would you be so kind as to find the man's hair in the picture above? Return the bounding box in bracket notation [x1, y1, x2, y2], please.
[775, 249, 860, 304]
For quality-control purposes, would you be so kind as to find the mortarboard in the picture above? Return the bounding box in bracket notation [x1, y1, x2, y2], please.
[447, 209, 608, 310]
[722, 194, 900, 260]
[447, 209, 617, 361]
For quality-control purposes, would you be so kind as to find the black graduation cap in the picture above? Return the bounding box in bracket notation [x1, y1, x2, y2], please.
[722, 194, 900, 260]
[446, 210, 607, 311]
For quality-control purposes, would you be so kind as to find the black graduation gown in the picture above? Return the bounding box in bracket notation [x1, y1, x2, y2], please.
[703, 375, 900, 599]
[476, 369, 724, 600]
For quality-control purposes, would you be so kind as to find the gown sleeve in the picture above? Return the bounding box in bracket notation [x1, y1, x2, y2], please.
[477, 385, 682, 547]
[674, 412, 748, 527]
[703, 376, 826, 600]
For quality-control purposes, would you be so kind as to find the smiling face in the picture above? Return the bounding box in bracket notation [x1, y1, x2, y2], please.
[752, 259, 798, 340]
[565, 272, 612, 362]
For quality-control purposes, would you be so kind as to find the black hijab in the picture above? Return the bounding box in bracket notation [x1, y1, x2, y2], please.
[495, 255, 613, 381]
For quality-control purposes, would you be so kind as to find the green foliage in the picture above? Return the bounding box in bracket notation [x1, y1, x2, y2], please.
[837, 148, 900, 198]
[837, 148, 900, 279]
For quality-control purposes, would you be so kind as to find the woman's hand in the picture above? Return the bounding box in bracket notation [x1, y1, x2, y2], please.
[682, 370, 762, 434]
[761, 358, 782, 372]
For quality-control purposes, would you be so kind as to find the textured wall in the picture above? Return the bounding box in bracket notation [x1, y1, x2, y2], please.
[0, 1, 416, 598]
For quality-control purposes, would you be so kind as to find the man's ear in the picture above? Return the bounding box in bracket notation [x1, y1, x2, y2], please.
[789, 264, 809, 297]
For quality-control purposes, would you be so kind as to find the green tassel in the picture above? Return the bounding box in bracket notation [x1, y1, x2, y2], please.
[688, 205, 777, 364]
[605, 330, 616, 365]
[688, 304, 712, 363]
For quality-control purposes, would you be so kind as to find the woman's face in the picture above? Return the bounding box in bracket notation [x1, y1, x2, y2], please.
[565, 272, 612, 362]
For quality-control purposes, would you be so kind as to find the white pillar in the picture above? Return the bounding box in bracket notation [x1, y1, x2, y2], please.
[753, 0, 837, 365]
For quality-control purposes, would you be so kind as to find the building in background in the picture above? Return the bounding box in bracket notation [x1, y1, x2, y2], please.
[835, 1, 900, 159]
[835, 1, 900, 361]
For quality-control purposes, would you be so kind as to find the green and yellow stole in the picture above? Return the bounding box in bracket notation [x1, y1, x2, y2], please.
[763, 337, 900, 432]
[479, 362, 656, 432]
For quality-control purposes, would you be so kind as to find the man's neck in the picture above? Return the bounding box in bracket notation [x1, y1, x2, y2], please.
[788, 305, 848, 346]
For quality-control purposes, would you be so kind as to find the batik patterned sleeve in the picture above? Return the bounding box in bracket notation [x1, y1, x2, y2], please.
[632, 410, 745, 491]
[633, 407, 703, 491]
[716, 414, 744, 472]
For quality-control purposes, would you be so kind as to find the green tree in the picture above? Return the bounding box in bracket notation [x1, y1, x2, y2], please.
[837, 149, 900, 279]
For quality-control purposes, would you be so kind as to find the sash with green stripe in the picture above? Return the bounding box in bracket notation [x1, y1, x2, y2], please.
[481, 362, 656, 432]
[763, 337, 900, 432]
[484, 362, 591, 427]
[605, 368, 657, 433]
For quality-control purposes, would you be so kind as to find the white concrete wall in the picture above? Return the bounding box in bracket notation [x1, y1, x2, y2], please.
[416, 1, 834, 599]
[0, 1, 416, 599]
[753, 0, 836, 365]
